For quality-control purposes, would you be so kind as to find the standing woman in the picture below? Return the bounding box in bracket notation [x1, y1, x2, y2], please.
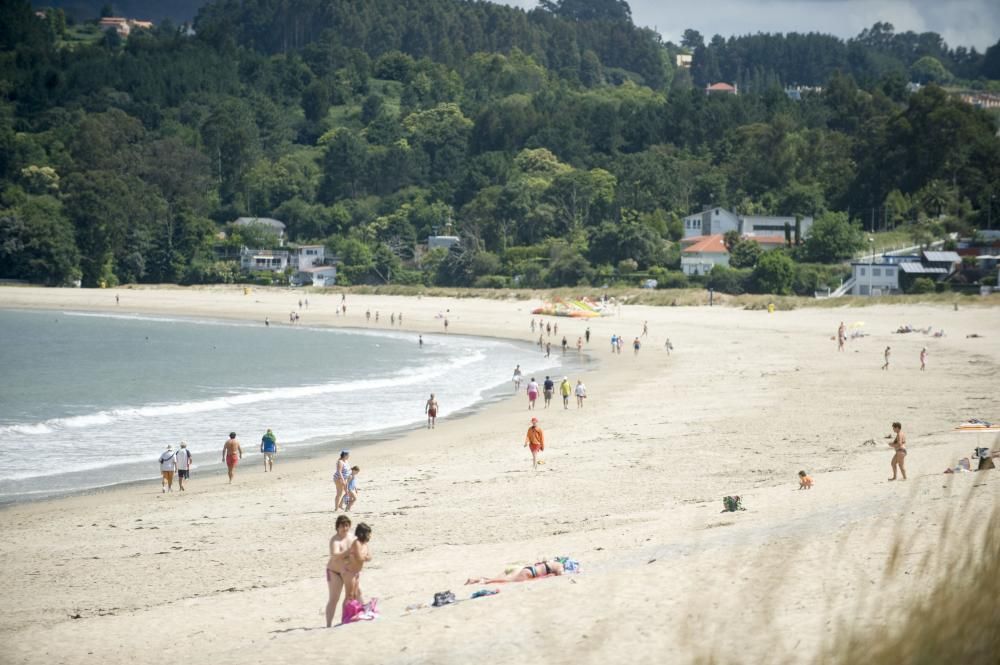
[887, 421, 907, 481]
[325, 515, 354, 627]
[335, 450, 351, 509]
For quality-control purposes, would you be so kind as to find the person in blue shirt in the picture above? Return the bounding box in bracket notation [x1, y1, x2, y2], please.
[260, 428, 278, 472]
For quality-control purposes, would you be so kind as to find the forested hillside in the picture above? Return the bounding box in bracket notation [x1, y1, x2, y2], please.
[3, 0, 1000, 293]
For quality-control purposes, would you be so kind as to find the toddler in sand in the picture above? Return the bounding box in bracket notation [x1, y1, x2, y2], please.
[798, 470, 814, 489]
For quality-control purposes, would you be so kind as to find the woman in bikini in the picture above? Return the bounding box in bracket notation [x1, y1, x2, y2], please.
[465, 558, 564, 585]
[325, 515, 354, 627]
[332, 523, 372, 620]
[334, 450, 351, 510]
[888, 421, 907, 481]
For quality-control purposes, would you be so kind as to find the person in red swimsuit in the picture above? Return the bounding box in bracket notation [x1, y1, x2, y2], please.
[222, 432, 242, 484]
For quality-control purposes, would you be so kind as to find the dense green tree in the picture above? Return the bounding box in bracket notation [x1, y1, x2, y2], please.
[751, 250, 795, 294]
[800, 211, 865, 263]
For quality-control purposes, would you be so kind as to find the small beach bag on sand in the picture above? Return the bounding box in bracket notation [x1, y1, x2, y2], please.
[722, 495, 744, 513]
[342, 599, 364, 623]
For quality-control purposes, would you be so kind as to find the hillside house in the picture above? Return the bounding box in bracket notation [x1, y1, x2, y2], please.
[681, 234, 729, 276]
[291, 244, 325, 269]
[428, 235, 460, 250]
[682, 208, 812, 241]
[240, 248, 289, 272]
[98, 17, 154, 37]
[706, 82, 738, 95]
[291, 265, 337, 287]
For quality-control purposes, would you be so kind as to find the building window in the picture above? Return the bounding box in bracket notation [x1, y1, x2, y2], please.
[885, 268, 894, 276]
[859, 285, 869, 295]
[873, 268, 881, 277]
[859, 267, 866, 276]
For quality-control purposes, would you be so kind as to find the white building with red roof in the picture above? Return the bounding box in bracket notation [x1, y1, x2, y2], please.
[681, 234, 729, 276]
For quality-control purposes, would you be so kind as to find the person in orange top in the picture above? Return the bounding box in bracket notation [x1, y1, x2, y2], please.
[798, 470, 813, 489]
[524, 417, 544, 470]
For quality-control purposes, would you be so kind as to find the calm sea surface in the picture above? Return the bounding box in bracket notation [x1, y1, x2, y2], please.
[0, 309, 563, 502]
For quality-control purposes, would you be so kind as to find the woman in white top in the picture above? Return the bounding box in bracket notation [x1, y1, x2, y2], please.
[574, 380, 587, 408]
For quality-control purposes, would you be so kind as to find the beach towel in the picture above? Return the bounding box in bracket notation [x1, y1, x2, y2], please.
[470, 589, 499, 599]
[554, 556, 581, 573]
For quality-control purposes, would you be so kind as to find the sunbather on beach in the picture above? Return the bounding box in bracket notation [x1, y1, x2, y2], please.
[465, 559, 564, 584]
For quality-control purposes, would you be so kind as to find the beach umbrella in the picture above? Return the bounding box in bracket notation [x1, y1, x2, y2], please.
[954, 420, 1000, 454]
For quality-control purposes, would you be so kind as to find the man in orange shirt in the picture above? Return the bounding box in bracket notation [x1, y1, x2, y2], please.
[524, 417, 544, 470]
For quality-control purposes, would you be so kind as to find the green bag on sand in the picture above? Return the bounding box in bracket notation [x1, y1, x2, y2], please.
[722, 495, 745, 513]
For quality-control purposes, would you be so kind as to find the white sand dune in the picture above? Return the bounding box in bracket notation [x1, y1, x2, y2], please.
[0, 286, 997, 665]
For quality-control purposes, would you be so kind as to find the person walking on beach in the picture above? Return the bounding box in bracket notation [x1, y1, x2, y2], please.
[159, 444, 176, 493]
[561, 336, 568, 354]
[334, 523, 373, 620]
[512, 365, 523, 392]
[575, 380, 586, 408]
[559, 377, 571, 409]
[642, 321, 648, 337]
[585, 327, 590, 344]
[545, 342, 551, 358]
[175, 442, 192, 491]
[664, 338, 673, 355]
[546, 322, 551, 337]
[334, 450, 351, 510]
[553, 323, 558, 336]
[265, 316, 270, 327]
[526, 378, 539, 410]
[537, 333, 544, 348]
[610, 334, 617, 352]
[223, 433, 242, 484]
[261, 428, 278, 472]
[366, 309, 371, 322]
[543, 376, 554, 408]
[887, 421, 907, 481]
[524, 417, 544, 470]
[576, 337, 583, 354]
[531, 318, 536, 333]
[390, 313, 395, 326]
[633, 337, 641, 355]
[920, 347, 927, 371]
[882, 346, 891, 370]
[419, 334, 423, 347]
[425, 394, 439, 429]
[837, 321, 846, 351]
[444, 317, 449, 332]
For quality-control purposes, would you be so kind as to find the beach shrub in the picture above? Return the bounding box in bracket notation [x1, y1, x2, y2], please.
[800, 211, 865, 263]
[706, 265, 751, 294]
[649, 268, 688, 289]
[908, 277, 936, 294]
[751, 250, 795, 295]
[473, 274, 508, 288]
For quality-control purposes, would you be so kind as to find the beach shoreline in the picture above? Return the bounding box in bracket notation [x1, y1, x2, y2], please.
[1, 285, 998, 665]
[0, 304, 591, 506]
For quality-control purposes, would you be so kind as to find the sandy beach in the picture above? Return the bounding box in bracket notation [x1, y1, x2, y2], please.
[1, 285, 997, 665]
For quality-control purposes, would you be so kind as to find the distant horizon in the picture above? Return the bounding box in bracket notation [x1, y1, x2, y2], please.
[499, 0, 999, 52]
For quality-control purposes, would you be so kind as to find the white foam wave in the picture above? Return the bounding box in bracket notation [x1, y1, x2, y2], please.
[0, 349, 485, 437]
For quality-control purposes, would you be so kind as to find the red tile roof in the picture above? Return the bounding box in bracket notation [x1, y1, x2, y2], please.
[707, 82, 736, 91]
[682, 234, 728, 254]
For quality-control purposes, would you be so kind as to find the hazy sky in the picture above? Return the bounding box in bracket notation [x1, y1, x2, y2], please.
[499, 1, 1000, 51]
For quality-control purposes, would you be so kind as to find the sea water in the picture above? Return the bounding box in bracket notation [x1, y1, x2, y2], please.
[0, 309, 564, 502]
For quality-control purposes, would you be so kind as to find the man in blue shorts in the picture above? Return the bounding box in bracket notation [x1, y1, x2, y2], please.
[260, 428, 278, 472]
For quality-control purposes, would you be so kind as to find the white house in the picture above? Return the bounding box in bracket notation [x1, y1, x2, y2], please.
[240, 248, 290, 272]
[291, 265, 337, 287]
[428, 235, 460, 250]
[682, 208, 812, 240]
[683, 207, 740, 238]
[681, 234, 730, 276]
[850, 261, 903, 296]
[291, 244, 325, 269]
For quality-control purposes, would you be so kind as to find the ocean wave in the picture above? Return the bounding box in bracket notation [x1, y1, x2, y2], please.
[0, 349, 485, 437]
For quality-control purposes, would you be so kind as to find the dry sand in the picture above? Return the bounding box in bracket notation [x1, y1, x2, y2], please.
[0, 286, 998, 665]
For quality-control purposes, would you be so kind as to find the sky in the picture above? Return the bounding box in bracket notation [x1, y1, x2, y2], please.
[499, 0, 1000, 51]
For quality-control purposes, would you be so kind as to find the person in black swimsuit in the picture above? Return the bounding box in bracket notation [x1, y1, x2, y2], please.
[464, 559, 564, 584]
